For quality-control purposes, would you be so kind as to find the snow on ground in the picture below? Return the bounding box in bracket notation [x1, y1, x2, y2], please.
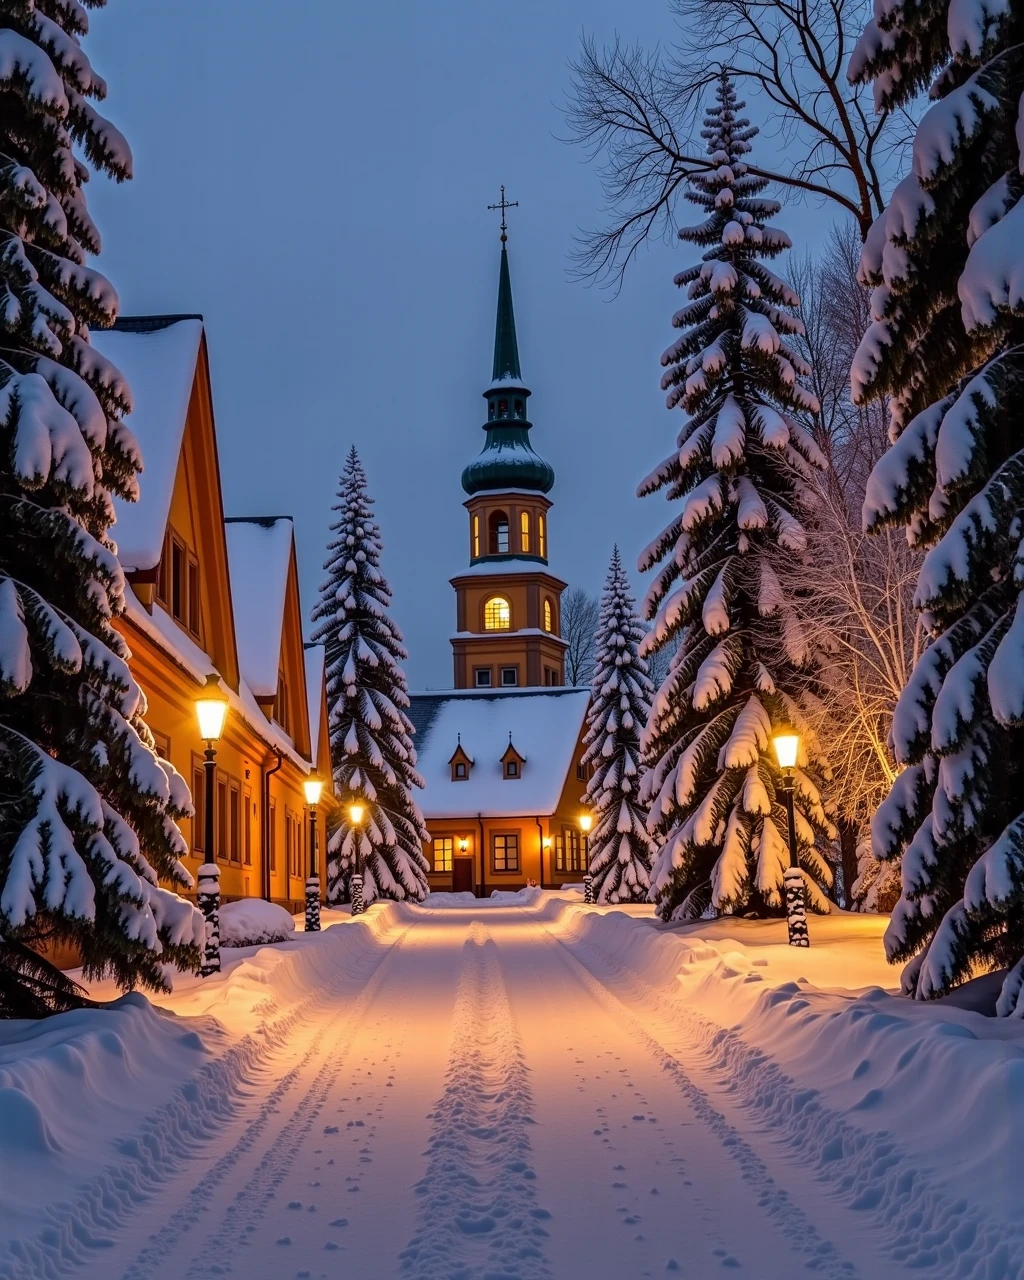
[1, 895, 1022, 1280]
[220, 897, 296, 946]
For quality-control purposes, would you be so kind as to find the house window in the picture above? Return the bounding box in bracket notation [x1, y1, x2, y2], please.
[171, 540, 184, 619]
[559, 826, 583, 872]
[159, 529, 201, 636]
[192, 763, 205, 852]
[473, 514, 480, 558]
[543, 599, 553, 633]
[244, 788, 253, 865]
[520, 511, 530, 554]
[229, 782, 241, 864]
[269, 801, 277, 871]
[434, 836, 454, 873]
[474, 667, 493, 688]
[492, 832, 520, 873]
[577, 760, 589, 782]
[187, 557, 201, 637]
[489, 511, 510, 555]
[277, 671, 289, 732]
[500, 666, 518, 687]
[505, 759, 519, 778]
[455, 761, 467, 779]
[217, 777, 228, 861]
[484, 596, 510, 630]
[538, 515, 546, 559]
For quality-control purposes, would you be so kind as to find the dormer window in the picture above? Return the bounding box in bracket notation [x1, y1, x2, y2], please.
[501, 738, 525, 780]
[449, 740, 473, 781]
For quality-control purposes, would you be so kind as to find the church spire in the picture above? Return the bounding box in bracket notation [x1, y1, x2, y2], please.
[492, 245, 521, 382]
[461, 225, 554, 497]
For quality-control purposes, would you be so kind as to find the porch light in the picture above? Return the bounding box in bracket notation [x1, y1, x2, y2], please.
[458, 837, 469, 854]
[195, 673, 228, 744]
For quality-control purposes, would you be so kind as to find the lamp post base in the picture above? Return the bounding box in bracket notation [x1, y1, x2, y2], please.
[784, 866, 810, 948]
[583, 874, 594, 905]
[351, 873, 364, 917]
[197, 862, 221, 975]
[305, 876, 321, 932]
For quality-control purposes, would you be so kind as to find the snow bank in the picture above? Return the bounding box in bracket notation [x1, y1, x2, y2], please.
[219, 897, 295, 946]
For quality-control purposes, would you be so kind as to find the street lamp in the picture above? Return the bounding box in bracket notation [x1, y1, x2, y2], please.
[772, 726, 810, 948]
[303, 773, 324, 933]
[195, 673, 228, 975]
[579, 812, 594, 904]
[348, 800, 366, 916]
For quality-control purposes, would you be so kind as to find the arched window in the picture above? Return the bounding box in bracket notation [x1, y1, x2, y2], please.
[484, 596, 511, 631]
[520, 511, 530, 554]
[514, 399, 524, 416]
[543, 598, 553, 633]
[538, 515, 546, 559]
[488, 510, 509, 555]
[472, 514, 480, 558]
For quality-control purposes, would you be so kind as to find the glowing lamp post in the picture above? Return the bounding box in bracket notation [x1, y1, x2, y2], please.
[195, 673, 228, 975]
[580, 812, 594, 904]
[348, 800, 366, 916]
[303, 773, 324, 933]
[772, 727, 810, 948]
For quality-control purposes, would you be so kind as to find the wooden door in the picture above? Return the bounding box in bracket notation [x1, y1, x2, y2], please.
[452, 857, 475, 895]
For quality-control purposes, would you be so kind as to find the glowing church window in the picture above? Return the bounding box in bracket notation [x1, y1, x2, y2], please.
[538, 515, 546, 558]
[543, 598, 553, 633]
[473, 514, 480, 558]
[484, 596, 511, 631]
[520, 511, 530, 554]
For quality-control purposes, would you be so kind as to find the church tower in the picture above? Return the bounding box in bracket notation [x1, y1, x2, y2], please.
[450, 230, 567, 689]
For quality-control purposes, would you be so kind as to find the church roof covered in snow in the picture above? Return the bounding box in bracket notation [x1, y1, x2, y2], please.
[224, 517, 295, 699]
[407, 687, 589, 819]
[94, 315, 204, 572]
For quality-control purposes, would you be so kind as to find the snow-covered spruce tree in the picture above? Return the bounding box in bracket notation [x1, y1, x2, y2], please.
[582, 547, 658, 903]
[312, 447, 430, 906]
[849, 0, 1024, 1008]
[0, 0, 203, 1013]
[639, 72, 836, 923]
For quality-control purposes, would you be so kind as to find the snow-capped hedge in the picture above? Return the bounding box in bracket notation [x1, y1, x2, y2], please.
[219, 899, 295, 947]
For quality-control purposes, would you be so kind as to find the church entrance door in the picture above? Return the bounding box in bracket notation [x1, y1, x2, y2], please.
[452, 857, 475, 896]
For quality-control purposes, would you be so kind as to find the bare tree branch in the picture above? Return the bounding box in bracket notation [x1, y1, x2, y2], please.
[564, 2, 913, 286]
[562, 587, 600, 686]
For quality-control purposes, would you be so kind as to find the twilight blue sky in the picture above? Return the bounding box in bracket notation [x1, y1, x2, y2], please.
[87, 0, 838, 688]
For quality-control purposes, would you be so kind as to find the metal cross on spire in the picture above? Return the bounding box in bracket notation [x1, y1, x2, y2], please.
[487, 184, 519, 243]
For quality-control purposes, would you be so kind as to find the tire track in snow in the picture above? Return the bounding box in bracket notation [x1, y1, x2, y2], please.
[398, 923, 552, 1280]
[130, 923, 413, 1280]
[556, 916, 1024, 1280]
[0, 919, 408, 1280]
[535, 915, 859, 1280]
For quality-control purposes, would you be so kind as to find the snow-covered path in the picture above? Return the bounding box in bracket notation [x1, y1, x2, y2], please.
[4, 896, 1023, 1280]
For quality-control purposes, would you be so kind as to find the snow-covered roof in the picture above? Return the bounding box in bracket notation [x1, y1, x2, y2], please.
[95, 317, 204, 572]
[120, 585, 310, 771]
[304, 644, 326, 764]
[484, 375, 530, 394]
[407, 688, 589, 819]
[451, 557, 564, 579]
[224, 518, 294, 699]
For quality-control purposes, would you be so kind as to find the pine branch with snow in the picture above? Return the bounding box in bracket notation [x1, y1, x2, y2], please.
[638, 72, 836, 923]
[311, 447, 430, 906]
[850, 0, 1024, 1009]
[582, 548, 658, 903]
[0, 0, 204, 1010]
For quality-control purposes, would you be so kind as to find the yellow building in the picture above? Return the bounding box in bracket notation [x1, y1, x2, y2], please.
[95, 315, 334, 913]
[409, 236, 592, 893]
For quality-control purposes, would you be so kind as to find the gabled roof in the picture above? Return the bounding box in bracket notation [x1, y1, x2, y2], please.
[407, 687, 589, 819]
[224, 517, 294, 699]
[94, 316, 204, 572]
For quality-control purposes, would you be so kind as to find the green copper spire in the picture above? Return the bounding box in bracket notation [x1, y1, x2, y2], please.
[492, 246, 521, 382]
[462, 229, 555, 498]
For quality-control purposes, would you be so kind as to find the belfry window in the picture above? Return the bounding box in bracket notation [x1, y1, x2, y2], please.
[514, 399, 524, 416]
[489, 511, 509, 555]
[520, 512, 530, 554]
[538, 515, 546, 559]
[484, 596, 511, 631]
[473, 514, 480, 558]
[543, 598, 553, 633]
[498, 399, 508, 415]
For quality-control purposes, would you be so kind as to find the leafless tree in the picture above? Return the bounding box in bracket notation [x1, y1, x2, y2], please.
[562, 587, 600, 687]
[564, 0, 911, 285]
[787, 228, 920, 908]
